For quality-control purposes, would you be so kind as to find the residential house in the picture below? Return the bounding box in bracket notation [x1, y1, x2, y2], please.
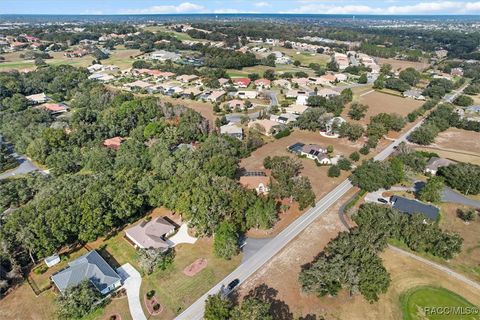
[334, 52, 349, 70]
[237, 91, 258, 100]
[284, 104, 309, 115]
[317, 88, 341, 98]
[204, 90, 226, 103]
[424, 157, 456, 175]
[239, 172, 270, 195]
[176, 74, 199, 83]
[125, 217, 176, 251]
[218, 78, 230, 87]
[123, 80, 153, 91]
[103, 137, 125, 151]
[182, 87, 203, 99]
[390, 196, 439, 221]
[300, 144, 331, 164]
[291, 77, 310, 87]
[220, 123, 243, 140]
[273, 79, 291, 88]
[225, 99, 245, 110]
[26, 92, 49, 105]
[64, 49, 88, 58]
[232, 78, 251, 88]
[88, 73, 115, 82]
[296, 95, 308, 106]
[270, 113, 298, 124]
[39, 103, 68, 115]
[451, 68, 464, 77]
[149, 50, 181, 61]
[248, 119, 282, 136]
[334, 73, 348, 82]
[285, 89, 313, 99]
[403, 89, 425, 100]
[51, 250, 122, 294]
[254, 79, 271, 89]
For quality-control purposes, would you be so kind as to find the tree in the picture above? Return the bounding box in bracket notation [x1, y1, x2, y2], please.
[56, 280, 103, 320]
[292, 176, 316, 210]
[453, 94, 474, 107]
[138, 247, 175, 274]
[0, 141, 17, 173]
[263, 69, 275, 81]
[293, 60, 301, 67]
[214, 222, 239, 260]
[350, 160, 401, 192]
[348, 103, 368, 120]
[338, 122, 364, 142]
[34, 57, 47, 67]
[408, 123, 439, 145]
[231, 297, 272, 320]
[399, 67, 421, 86]
[204, 294, 232, 320]
[245, 198, 277, 229]
[358, 73, 368, 84]
[328, 165, 341, 177]
[438, 163, 480, 195]
[337, 158, 352, 171]
[419, 176, 444, 203]
[248, 73, 259, 81]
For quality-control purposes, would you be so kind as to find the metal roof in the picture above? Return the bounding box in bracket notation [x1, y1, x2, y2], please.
[391, 196, 439, 221]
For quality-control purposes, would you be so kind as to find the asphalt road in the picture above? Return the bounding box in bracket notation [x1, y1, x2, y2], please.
[175, 82, 468, 320]
[442, 187, 480, 208]
[0, 155, 42, 180]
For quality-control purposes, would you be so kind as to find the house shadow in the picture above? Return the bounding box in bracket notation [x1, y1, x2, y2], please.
[96, 244, 122, 270]
[245, 283, 294, 320]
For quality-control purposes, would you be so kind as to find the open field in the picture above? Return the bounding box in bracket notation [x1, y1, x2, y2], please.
[413, 127, 480, 165]
[272, 46, 330, 66]
[240, 130, 363, 199]
[400, 286, 478, 320]
[377, 58, 430, 72]
[239, 199, 480, 320]
[348, 90, 423, 124]
[227, 64, 312, 78]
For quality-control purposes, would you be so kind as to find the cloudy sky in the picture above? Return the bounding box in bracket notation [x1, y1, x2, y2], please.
[2, 0, 480, 15]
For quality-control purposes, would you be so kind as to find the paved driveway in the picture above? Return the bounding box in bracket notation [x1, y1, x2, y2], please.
[116, 263, 147, 320]
[167, 224, 197, 246]
[442, 187, 480, 208]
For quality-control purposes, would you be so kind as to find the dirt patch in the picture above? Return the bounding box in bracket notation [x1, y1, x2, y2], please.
[238, 195, 480, 319]
[377, 58, 430, 72]
[183, 258, 208, 277]
[158, 95, 217, 126]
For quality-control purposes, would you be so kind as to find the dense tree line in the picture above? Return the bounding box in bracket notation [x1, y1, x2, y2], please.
[438, 163, 480, 195]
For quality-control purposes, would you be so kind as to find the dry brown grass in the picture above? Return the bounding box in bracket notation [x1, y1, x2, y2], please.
[240, 130, 363, 199]
[377, 58, 430, 72]
[0, 283, 57, 320]
[239, 198, 480, 320]
[432, 127, 480, 154]
[157, 95, 217, 125]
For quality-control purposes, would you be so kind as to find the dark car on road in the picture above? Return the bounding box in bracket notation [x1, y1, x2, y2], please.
[227, 279, 240, 291]
[378, 198, 388, 204]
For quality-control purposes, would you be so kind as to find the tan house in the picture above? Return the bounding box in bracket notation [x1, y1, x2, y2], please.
[103, 136, 125, 150]
[248, 119, 282, 136]
[125, 217, 175, 251]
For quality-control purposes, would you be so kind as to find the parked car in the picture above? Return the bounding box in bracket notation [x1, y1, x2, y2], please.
[227, 279, 240, 291]
[378, 198, 388, 204]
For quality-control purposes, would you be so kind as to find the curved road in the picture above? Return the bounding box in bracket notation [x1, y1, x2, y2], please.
[388, 245, 480, 290]
[175, 83, 469, 320]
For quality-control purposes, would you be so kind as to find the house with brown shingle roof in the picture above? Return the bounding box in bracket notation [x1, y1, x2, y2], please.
[125, 217, 175, 251]
[103, 137, 125, 151]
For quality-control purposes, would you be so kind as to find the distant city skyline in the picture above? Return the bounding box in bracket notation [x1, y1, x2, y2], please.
[3, 0, 480, 15]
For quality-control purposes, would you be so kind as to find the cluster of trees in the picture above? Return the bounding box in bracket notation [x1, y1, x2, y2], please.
[406, 99, 438, 123]
[348, 102, 368, 120]
[366, 113, 405, 148]
[408, 103, 459, 145]
[138, 247, 175, 274]
[306, 88, 353, 116]
[202, 47, 258, 69]
[438, 163, 480, 195]
[338, 122, 365, 142]
[55, 280, 103, 320]
[423, 79, 454, 99]
[350, 158, 404, 192]
[453, 94, 474, 107]
[264, 156, 316, 210]
[0, 140, 17, 173]
[299, 203, 462, 302]
[204, 294, 272, 320]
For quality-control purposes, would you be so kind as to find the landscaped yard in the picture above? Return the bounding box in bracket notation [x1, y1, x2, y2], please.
[400, 286, 479, 320]
[140, 238, 242, 319]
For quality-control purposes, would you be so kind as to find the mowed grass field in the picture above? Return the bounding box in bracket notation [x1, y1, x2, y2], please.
[226, 64, 313, 78]
[400, 286, 479, 320]
[377, 57, 430, 72]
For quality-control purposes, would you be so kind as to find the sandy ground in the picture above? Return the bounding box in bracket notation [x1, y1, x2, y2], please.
[377, 58, 430, 72]
[432, 127, 480, 153]
[238, 193, 480, 320]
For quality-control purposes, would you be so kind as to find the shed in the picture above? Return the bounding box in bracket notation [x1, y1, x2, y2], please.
[44, 254, 60, 268]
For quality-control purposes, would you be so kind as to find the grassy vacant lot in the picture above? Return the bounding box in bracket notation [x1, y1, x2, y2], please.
[400, 286, 479, 320]
[271, 46, 330, 66]
[348, 90, 423, 124]
[226, 64, 311, 78]
[140, 238, 242, 319]
[240, 129, 362, 199]
[156, 94, 217, 125]
[377, 57, 430, 72]
[414, 127, 480, 165]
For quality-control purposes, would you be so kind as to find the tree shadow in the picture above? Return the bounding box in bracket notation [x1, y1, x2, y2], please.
[245, 283, 294, 320]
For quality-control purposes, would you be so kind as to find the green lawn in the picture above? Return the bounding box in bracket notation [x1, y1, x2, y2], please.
[140, 238, 241, 318]
[0, 60, 35, 69]
[400, 286, 479, 320]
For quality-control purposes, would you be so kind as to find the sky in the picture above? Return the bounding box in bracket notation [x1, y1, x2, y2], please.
[3, 0, 480, 15]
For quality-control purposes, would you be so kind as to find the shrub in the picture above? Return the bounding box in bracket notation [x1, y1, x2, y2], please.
[349, 151, 360, 162]
[359, 146, 370, 155]
[274, 128, 291, 139]
[457, 209, 476, 222]
[337, 158, 352, 171]
[153, 303, 161, 311]
[33, 265, 48, 275]
[147, 290, 155, 299]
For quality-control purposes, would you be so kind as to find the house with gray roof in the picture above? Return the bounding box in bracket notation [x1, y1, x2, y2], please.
[425, 157, 456, 175]
[51, 250, 122, 294]
[125, 217, 176, 251]
[390, 196, 439, 221]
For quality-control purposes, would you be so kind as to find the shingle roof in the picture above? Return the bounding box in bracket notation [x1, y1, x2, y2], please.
[51, 250, 121, 293]
[391, 196, 439, 220]
[125, 217, 175, 250]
